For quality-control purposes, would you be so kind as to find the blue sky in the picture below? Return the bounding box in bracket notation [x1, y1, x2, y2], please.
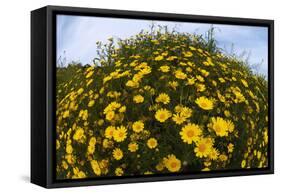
[57, 15, 268, 77]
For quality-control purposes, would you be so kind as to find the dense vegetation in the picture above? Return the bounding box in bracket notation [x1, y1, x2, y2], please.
[56, 27, 268, 179]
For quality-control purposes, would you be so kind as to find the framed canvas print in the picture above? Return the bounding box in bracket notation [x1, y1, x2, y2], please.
[31, 5, 274, 188]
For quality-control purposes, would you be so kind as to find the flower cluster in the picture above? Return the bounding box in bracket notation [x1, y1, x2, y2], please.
[56, 27, 268, 179]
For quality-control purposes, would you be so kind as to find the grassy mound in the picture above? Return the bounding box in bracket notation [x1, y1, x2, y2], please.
[56, 28, 268, 179]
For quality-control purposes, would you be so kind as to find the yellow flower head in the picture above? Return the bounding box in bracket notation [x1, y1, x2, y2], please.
[208, 117, 234, 137]
[209, 148, 219, 160]
[126, 80, 139, 88]
[172, 113, 186, 125]
[227, 143, 234, 153]
[147, 138, 158, 149]
[180, 123, 202, 144]
[133, 95, 144, 103]
[128, 142, 139, 152]
[155, 93, 170, 104]
[62, 110, 70, 118]
[181, 107, 193, 118]
[119, 106, 126, 113]
[155, 55, 164, 61]
[66, 144, 73, 154]
[105, 111, 115, 121]
[194, 138, 213, 158]
[155, 108, 172, 123]
[88, 137, 97, 154]
[168, 81, 179, 90]
[115, 167, 124, 176]
[132, 121, 144, 133]
[163, 154, 181, 172]
[195, 96, 214, 110]
[187, 77, 196, 85]
[159, 65, 170, 72]
[104, 101, 121, 114]
[113, 126, 127, 142]
[77, 88, 84, 95]
[156, 162, 165, 171]
[174, 70, 187, 80]
[183, 51, 193, 57]
[105, 126, 116, 139]
[113, 148, 123, 160]
[88, 100, 95, 107]
[90, 160, 101, 176]
[73, 128, 84, 142]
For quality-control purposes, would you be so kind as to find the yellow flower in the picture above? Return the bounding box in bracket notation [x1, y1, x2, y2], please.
[128, 142, 139, 152]
[102, 139, 113, 149]
[77, 88, 84, 95]
[133, 95, 144, 103]
[155, 93, 170, 104]
[56, 140, 60, 150]
[187, 77, 196, 85]
[88, 100, 95, 107]
[227, 143, 234, 153]
[126, 80, 139, 88]
[180, 107, 193, 118]
[241, 79, 249, 87]
[180, 123, 202, 144]
[79, 109, 88, 120]
[166, 56, 177, 61]
[86, 71, 94, 78]
[224, 110, 231, 117]
[183, 51, 193, 57]
[113, 148, 123, 160]
[73, 128, 84, 141]
[159, 65, 170, 72]
[90, 160, 101, 176]
[172, 113, 186, 125]
[115, 167, 124, 176]
[62, 110, 70, 118]
[163, 154, 181, 172]
[209, 148, 219, 160]
[219, 154, 228, 161]
[195, 96, 214, 110]
[155, 55, 164, 61]
[113, 126, 127, 142]
[174, 70, 187, 79]
[219, 77, 225, 83]
[105, 126, 115, 139]
[196, 83, 206, 92]
[105, 111, 115, 121]
[233, 90, 245, 103]
[168, 81, 178, 90]
[62, 160, 68, 170]
[194, 138, 213, 158]
[87, 137, 96, 154]
[147, 138, 158, 149]
[156, 162, 165, 171]
[119, 106, 126, 113]
[66, 144, 73, 154]
[72, 168, 86, 179]
[132, 121, 144, 133]
[155, 108, 172, 122]
[208, 117, 234, 137]
[97, 119, 104, 126]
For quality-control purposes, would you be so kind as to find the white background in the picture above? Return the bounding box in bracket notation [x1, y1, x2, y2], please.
[0, 0, 278, 193]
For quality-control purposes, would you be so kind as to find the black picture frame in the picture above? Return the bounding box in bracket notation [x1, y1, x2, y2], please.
[31, 5, 274, 188]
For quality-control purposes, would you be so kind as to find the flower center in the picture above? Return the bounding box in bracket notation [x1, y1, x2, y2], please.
[198, 144, 206, 152]
[186, 130, 194, 137]
[201, 102, 207, 107]
[171, 162, 177, 168]
[119, 132, 124, 137]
